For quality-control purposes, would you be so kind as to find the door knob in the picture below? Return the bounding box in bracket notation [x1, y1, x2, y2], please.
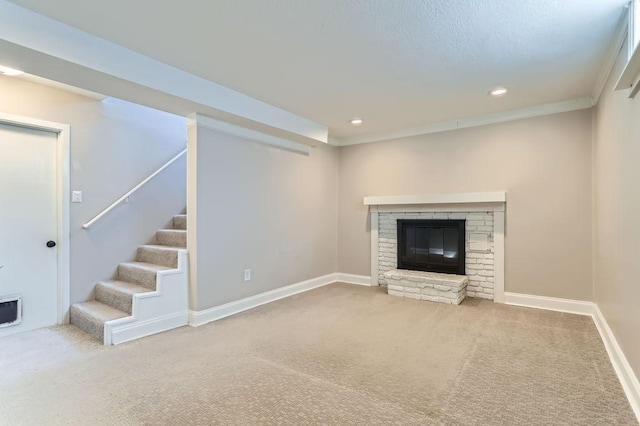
[46, 240, 56, 248]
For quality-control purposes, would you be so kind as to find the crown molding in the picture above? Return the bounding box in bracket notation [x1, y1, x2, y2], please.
[327, 136, 342, 147]
[593, 11, 629, 105]
[335, 98, 593, 147]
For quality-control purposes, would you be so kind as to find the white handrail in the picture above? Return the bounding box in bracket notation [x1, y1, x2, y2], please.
[83, 148, 187, 229]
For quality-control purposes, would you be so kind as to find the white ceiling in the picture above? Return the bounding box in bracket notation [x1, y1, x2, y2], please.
[6, 0, 629, 140]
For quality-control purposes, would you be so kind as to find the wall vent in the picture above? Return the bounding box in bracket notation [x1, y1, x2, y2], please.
[0, 295, 22, 328]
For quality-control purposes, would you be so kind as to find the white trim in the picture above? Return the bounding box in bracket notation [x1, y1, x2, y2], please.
[0, 1, 327, 144]
[593, 13, 628, 105]
[493, 211, 505, 303]
[337, 98, 593, 146]
[504, 292, 593, 316]
[334, 273, 373, 286]
[188, 273, 373, 327]
[186, 126, 198, 312]
[364, 192, 506, 206]
[104, 250, 189, 345]
[592, 305, 640, 421]
[327, 136, 341, 147]
[189, 273, 336, 327]
[374, 204, 505, 214]
[108, 311, 188, 346]
[502, 293, 640, 422]
[0, 111, 70, 325]
[187, 113, 311, 155]
[370, 209, 379, 287]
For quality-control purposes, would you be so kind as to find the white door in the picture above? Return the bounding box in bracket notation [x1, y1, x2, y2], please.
[0, 122, 58, 337]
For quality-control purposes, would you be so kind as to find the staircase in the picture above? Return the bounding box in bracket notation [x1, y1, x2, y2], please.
[70, 213, 189, 345]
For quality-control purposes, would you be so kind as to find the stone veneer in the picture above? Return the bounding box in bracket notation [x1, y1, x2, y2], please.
[378, 211, 495, 299]
[384, 269, 468, 305]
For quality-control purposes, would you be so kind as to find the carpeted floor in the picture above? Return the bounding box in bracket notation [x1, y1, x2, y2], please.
[0, 283, 636, 425]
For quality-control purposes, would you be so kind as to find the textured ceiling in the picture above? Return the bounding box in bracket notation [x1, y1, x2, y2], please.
[7, 0, 628, 138]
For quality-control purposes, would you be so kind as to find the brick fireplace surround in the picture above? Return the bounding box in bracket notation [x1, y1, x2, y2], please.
[364, 193, 506, 303]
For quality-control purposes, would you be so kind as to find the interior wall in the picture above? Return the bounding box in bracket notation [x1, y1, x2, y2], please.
[593, 40, 640, 378]
[338, 109, 593, 300]
[191, 125, 338, 310]
[0, 76, 187, 304]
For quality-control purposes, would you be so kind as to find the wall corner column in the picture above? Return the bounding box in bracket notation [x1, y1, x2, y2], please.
[186, 114, 199, 315]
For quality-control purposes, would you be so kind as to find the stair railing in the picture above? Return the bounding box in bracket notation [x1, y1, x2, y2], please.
[83, 148, 187, 229]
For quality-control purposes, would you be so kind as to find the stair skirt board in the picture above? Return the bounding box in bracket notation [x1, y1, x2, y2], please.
[104, 250, 189, 345]
[105, 312, 188, 346]
[70, 212, 189, 345]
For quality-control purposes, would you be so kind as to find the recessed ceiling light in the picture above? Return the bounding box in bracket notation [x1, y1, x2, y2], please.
[350, 118, 363, 126]
[489, 87, 508, 97]
[0, 65, 24, 76]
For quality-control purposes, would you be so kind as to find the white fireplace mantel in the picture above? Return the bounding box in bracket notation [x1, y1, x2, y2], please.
[364, 191, 506, 206]
[365, 192, 506, 303]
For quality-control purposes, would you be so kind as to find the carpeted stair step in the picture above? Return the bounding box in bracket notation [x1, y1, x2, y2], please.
[137, 245, 180, 268]
[173, 214, 187, 230]
[70, 301, 128, 342]
[156, 229, 186, 247]
[95, 280, 153, 314]
[117, 262, 172, 289]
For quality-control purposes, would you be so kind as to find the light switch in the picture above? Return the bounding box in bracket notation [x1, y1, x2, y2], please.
[72, 191, 83, 203]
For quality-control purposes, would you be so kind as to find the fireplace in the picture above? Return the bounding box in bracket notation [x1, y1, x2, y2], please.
[366, 192, 505, 301]
[397, 219, 466, 275]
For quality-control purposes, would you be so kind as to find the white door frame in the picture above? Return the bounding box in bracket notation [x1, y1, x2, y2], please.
[0, 111, 71, 324]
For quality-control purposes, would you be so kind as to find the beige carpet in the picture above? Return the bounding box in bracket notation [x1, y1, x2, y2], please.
[0, 283, 636, 425]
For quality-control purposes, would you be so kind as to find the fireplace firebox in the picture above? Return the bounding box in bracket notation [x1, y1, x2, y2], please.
[397, 219, 465, 275]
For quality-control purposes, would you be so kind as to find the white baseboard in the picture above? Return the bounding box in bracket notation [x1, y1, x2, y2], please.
[504, 291, 640, 422]
[503, 292, 594, 316]
[109, 311, 188, 345]
[189, 272, 375, 326]
[592, 305, 640, 421]
[334, 273, 373, 286]
[189, 273, 337, 327]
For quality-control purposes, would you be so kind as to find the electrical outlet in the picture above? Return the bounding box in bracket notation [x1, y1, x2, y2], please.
[244, 269, 251, 281]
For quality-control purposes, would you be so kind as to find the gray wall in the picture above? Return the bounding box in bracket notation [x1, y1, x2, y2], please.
[338, 110, 593, 300]
[0, 76, 187, 304]
[593, 40, 640, 379]
[190, 126, 338, 310]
